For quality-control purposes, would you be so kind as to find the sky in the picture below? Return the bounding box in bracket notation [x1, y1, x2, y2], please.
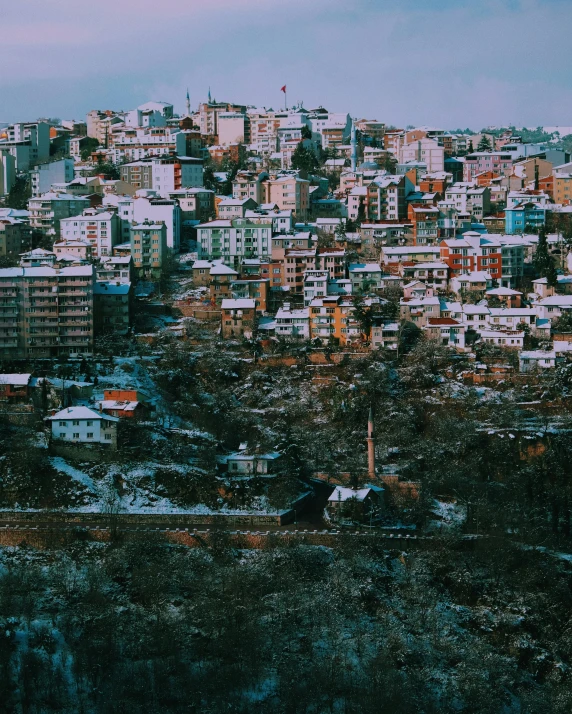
[2, 0, 572, 130]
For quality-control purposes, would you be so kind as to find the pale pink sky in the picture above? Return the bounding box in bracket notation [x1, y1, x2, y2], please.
[2, 0, 572, 129]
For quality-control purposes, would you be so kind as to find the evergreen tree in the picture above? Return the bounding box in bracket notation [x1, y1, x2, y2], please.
[291, 142, 318, 174]
[467, 140, 474, 153]
[477, 135, 492, 152]
[301, 125, 312, 140]
[4, 176, 30, 210]
[534, 226, 558, 286]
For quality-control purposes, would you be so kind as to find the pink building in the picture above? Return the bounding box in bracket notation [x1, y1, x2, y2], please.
[463, 152, 514, 182]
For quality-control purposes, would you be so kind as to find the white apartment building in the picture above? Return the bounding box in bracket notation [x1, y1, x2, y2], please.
[60, 209, 120, 258]
[49, 406, 118, 447]
[110, 191, 181, 251]
[31, 159, 75, 197]
[0, 150, 16, 196]
[125, 101, 173, 128]
[196, 218, 272, 266]
[275, 304, 310, 339]
[109, 128, 187, 164]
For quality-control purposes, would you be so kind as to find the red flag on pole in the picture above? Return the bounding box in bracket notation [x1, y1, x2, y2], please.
[281, 85, 286, 93]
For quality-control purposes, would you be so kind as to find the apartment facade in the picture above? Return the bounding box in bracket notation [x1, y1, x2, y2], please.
[265, 175, 310, 220]
[0, 265, 95, 360]
[28, 193, 90, 237]
[197, 219, 272, 267]
[31, 159, 75, 197]
[60, 209, 120, 258]
[130, 221, 168, 278]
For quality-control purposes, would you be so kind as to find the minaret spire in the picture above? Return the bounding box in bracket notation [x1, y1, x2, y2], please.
[208, 87, 212, 104]
[351, 118, 358, 172]
[367, 405, 375, 480]
[186, 88, 191, 116]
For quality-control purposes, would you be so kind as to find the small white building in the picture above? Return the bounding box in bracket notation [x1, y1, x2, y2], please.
[218, 451, 281, 475]
[275, 303, 310, 339]
[519, 350, 556, 373]
[478, 330, 524, 348]
[48, 406, 118, 447]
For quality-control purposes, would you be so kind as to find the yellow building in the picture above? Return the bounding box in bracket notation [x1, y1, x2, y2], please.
[554, 163, 572, 205]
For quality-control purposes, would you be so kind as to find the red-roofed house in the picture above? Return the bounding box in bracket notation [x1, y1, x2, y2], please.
[423, 317, 466, 349]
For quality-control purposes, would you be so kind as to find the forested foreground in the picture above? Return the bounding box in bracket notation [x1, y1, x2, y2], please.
[1, 537, 572, 713]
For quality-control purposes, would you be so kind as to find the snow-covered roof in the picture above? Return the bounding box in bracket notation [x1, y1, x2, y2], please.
[328, 486, 375, 503]
[210, 264, 238, 276]
[221, 299, 256, 309]
[0, 374, 31, 386]
[48, 406, 119, 422]
[348, 263, 383, 274]
[486, 287, 522, 296]
[94, 282, 130, 295]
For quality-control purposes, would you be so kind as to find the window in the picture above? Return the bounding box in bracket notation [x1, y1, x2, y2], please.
[86, 420, 93, 426]
[73, 433, 80, 439]
[59, 421, 66, 426]
[72, 420, 79, 426]
[105, 434, 112, 440]
[87, 432, 93, 439]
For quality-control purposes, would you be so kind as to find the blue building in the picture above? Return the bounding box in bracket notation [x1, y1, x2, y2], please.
[505, 202, 546, 235]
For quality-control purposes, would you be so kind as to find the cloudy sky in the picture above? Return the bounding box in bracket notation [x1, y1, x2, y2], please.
[2, 0, 571, 129]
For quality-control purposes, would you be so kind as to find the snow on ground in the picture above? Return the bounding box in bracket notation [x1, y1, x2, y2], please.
[45, 458, 286, 516]
[428, 499, 467, 531]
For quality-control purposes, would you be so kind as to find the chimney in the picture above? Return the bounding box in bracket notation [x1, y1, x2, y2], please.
[367, 406, 375, 480]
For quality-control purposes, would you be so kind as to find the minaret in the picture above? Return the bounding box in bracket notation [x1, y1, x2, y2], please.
[367, 406, 375, 480]
[208, 87, 212, 104]
[351, 119, 358, 172]
[186, 88, 191, 116]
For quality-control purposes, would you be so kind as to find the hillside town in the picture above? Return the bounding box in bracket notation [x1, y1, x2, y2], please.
[4, 91, 572, 711]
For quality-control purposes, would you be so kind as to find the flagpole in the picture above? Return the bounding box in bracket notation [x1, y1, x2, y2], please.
[284, 88, 287, 111]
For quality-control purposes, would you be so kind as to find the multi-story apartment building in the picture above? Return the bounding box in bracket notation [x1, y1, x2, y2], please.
[309, 295, 371, 345]
[94, 282, 131, 335]
[130, 221, 168, 279]
[28, 193, 90, 237]
[363, 176, 407, 221]
[409, 206, 440, 245]
[109, 128, 187, 164]
[121, 156, 203, 195]
[0, 150, 16, 196]
[167, 188, 215, 223]
[264, 175, 310, 220]
[60, 209, 120, 259]
[31, 159, 75, 197]
[218, 113, 248, 145]
[120, 161, 153, 190]
[232, 171, 269, 203]
[399, 137, 444, 173]
[0, 217, 30, 260]
[112, 192, 181, 251]
[505, 203, 547, 235]
[444, 184, 491, 220]
[245, 208, 293, 234]
[217, 198, 259, 220]
[553, 162, 572, 205]
[463, 152, 515, 181]
[96, 256, 133, 284]
[0, 122, 50, 170]
[86, 110, 125, 143]
[439, 233, 525, 286]
[221, 298, 256, 338]
[0, 264, 94, 359]
[198, 101, 248, 138]
[196, 218, 272, 268]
